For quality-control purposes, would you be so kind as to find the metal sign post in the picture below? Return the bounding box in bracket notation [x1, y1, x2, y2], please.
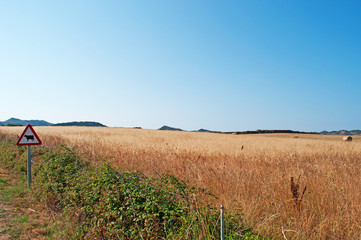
[221, 204, 224, 240]
[16, 124, 42, 188]
[27, 145, 31, 188]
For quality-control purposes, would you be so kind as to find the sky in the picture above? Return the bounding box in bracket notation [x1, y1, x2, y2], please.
[1, 1, 360, 132]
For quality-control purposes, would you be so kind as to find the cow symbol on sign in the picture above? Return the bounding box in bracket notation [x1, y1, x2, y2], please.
[16, 125, 42, 146]
[25, 135, 34, 141]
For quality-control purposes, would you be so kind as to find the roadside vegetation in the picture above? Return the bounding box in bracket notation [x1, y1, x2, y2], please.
[2, 126, 360, 239]
[0, 134, 261, 239]
[0, 136, 52, 239]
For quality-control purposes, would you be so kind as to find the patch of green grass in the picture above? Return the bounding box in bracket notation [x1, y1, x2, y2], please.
[0, 178, 7, 184]
[0, 228, 9, 234]
[9, 228, 22, 239]
[1, 185, 28, 203]
[14, 215, 28, 224]
[44, 220, 73, 239]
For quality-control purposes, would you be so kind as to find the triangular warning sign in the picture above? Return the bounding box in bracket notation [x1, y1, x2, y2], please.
[16, 124, 42, 146]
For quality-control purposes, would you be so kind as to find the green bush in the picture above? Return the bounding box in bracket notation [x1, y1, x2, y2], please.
[32, 146, 224, 239]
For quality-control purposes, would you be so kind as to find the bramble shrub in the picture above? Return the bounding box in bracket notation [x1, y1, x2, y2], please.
[32, 146, 224, 239]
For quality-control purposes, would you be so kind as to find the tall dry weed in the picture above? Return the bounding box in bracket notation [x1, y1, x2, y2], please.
[290, 174, 307, 212]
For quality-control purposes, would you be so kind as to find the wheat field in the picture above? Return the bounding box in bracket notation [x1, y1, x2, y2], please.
[1, 126, 360, 239]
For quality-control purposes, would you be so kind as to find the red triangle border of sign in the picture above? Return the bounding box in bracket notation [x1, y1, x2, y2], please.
[16, 124, 42, 146]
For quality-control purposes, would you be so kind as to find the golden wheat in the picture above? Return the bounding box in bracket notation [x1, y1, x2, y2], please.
[1, 126, 360, 239]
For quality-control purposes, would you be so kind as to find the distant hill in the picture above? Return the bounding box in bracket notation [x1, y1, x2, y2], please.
[52, 121, 106, 127]
[196, 128, 212, 132]
[0, 118, 52, 126]
[224, 129, 319, 135]
[159, 127, 319, 135]
[158, 125, 184, 131]
[1, 118, 359, 134]
[320, 130, 361, 135]
[195, 128, 221, 133]
[0, 118, 106, 127]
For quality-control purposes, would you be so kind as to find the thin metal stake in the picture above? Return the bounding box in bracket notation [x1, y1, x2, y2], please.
[27, 145, 31, 188]
[221, 204, 224, 240]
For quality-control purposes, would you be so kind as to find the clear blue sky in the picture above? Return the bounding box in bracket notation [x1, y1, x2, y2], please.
[1, 1, 360, 131]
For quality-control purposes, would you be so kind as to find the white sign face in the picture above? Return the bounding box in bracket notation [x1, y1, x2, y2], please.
[16, 124, 42, 146]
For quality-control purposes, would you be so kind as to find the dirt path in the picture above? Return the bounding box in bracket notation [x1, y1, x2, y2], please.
[0, 168, 12, 240]
[0, 202, 11, 240]
[0, 166, 52, 240]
